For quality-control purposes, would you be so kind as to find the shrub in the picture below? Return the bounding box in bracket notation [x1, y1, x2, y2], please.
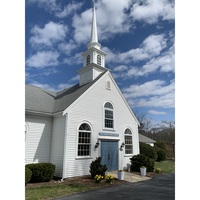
[154, 142, 166, 151]
[89, 157, 107, 179]
[130, 154, 155, 172]
[139, 142, 157, 160]
[156, 148, 166, 162]
[25, 167, 32, 185]
[26, 163, 55, 183]
[155, 168, 162, 174]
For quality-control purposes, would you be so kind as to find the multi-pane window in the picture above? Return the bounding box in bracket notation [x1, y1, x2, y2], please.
[78, 123, 91, 156]
[87, 55, 90, 65]
[97, 55, 101, 66]
[104, 102, 114, 128]
[124, 128, 133, 155]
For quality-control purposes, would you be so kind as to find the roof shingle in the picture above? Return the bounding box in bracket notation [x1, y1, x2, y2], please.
[25, 71, 107, 114]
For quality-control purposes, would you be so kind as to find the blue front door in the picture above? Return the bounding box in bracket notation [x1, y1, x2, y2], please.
[101, 141, 119, 171]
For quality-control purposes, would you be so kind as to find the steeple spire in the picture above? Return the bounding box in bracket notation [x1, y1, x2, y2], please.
[79, 6, 107, 86]
[91, 7, 98, 43]
[87, 7, 101, 49]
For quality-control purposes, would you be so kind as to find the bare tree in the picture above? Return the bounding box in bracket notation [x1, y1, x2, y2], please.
[134, 110, 151, 134]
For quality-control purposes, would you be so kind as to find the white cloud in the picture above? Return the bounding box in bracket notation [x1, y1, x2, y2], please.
[113, 65, 129, 72]
[30, 21, 68, 48]
[26, 51, 60, 67]
[72, 9, 93, 44]
[70, 75, 79, 82]
[103, 33, 168, 67]
[28, 81, 59, 92]
[104, 33, 174, 78]
[123, 79, 174, 97]
[58, 40, 77, 55]
[28, 78, 77, 92]
[123, 79, 175, 108]
[27, 0, 60, 13]
[148, 110, 167, 115]
[27, 0, 82, 18]
[63, 52, 82, 65]
[73, 0, 132, 44]
[55, 2, 83, 18]
[133, 92, 174, 108]
[94, 0, 132, 35]
[130, 0, 175, 24]
[142, 34, 167, 56]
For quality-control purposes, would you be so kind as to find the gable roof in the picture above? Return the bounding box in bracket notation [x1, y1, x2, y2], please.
[139, 134, 156, 143]
[25, 71, 107, 115]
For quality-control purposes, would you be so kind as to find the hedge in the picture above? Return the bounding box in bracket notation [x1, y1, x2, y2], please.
[26, 163, 55, 183]
[130, 154, 155, 172]
[156, 148, 166, 161]
[154, 142, 167, 162]
[139, 142, 157, 160]
[25, 167, 32, 185]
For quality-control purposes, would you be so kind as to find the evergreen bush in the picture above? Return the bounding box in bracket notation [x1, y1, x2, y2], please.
[154, 142, 166, 151]
[154, 142, 167, 161]
[139, 142, 157, 160]
[25, 167, 32, 186]
[26, 163, 55, 183]
[156, 148, 166, 161]
[89, 157, 107, 179]
[130, 154, 155, 172]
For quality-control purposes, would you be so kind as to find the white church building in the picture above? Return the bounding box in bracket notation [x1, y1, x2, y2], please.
[25, 8, 140, 179]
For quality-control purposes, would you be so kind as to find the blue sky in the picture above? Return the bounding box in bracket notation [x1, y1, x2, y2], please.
[25, 0, 175, 126]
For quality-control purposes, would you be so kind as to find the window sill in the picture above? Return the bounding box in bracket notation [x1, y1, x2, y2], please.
[75, 156, 93, 160]
[103, 128, 115, 132]
[124, 154, 133, 157]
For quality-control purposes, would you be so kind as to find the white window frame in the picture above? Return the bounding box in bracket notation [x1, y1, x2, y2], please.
[104, 102, 114, 130]
[124, 128, 133, 155]
[77, 123, 92, 158]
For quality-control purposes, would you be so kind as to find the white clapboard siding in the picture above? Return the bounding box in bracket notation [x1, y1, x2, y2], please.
[63, 72, 139, 178]
[25, 114, 52, 164]
[50, 114, 65, 177]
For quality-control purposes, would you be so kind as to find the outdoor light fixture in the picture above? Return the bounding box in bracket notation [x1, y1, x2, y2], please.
[95, 140, 100, 148]
[121, 142, 125, 148]
[120, 142, 125, 150]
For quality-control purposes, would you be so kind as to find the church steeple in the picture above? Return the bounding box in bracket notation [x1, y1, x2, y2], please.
[87, 7, 101, 50]
[78, 7, 107, 86]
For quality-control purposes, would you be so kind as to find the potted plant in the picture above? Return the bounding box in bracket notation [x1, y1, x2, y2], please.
[140, 166, 147, 176]
[117, 170, 125, 180]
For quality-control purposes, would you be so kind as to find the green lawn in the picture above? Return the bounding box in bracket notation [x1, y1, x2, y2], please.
[26, 184, 92, 200]
[26, 161, 175, 199]
[154, 160, 175, 173]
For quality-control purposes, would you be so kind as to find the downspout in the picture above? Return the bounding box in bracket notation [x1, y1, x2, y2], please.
[62, 113, 69, 179]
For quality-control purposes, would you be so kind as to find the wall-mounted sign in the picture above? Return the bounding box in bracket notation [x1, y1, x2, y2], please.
[99, 132, 119, 137]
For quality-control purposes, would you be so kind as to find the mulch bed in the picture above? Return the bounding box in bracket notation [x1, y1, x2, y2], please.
[26, 171, 162, 189]
[26, 175, 126, 189]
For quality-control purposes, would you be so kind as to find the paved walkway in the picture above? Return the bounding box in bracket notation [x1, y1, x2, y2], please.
[108, 171, 151, 183]
[54, 173, 175, 200]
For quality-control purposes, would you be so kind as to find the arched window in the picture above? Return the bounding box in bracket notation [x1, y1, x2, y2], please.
[97, 55, 101, 66]
[78, 123, 91, 156]
[87, 55, 90, 65]
[124, 128, 133, 155]
[104, 102, 114, 128]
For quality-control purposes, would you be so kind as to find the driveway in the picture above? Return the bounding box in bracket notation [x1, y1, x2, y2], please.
[54, 172, 175, 200]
